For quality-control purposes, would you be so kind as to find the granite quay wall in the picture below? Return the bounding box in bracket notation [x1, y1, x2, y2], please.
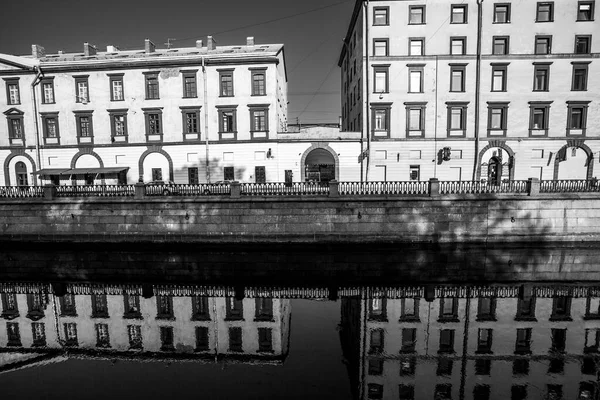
[0, 186, 599, 243]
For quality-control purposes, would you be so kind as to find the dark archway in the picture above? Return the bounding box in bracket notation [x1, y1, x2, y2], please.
[301, 144, 338, 183]
[553, 140, 594, 180]
[476, 141, 515, 181]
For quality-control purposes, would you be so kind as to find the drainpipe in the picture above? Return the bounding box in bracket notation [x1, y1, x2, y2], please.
[202, 57, 211, 183]
[433, 55, 439, 178]
[364, 0, 371, 182]
[472, 0, 484, 181]
[31, 66, 44, 181]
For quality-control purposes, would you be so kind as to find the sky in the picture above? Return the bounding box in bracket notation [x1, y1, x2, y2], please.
[0, 0, 356, 125]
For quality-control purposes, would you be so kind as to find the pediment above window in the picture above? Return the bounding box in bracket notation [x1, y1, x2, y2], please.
[3, 108, 24, 116]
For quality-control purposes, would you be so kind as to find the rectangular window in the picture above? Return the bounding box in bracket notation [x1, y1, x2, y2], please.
[409, 165, 420, 181]
[152, 168, 162, 181]
[160, 326, 174, 351]
[533, 63, 550, 91]
[6, 322, 21, 346]
[515, 328, 532, 353]
[398, 385, 414, 400]
[195, 326, 209, 351]
[64, 322, 78, 346]
[400, 298, 419, 321]
[74, 76, 89, 103]
[586, 296, 600, 319]
[226, 297, 243, 320]
[516, 297, 536, 320]
[32, 322, 46, 346]
[188, 167, 199, 185]
[4, 79, 20, 105]
[91, 294, 108, 318]
[368, 298, 386, 321]
[255, 298, 273, 321]
[255, 166, 266, 183]
[218, 107, 237, 140]
[373, 7, 389, 25]
[368, 384, 383, 400]
[191, 295, 210, 320]
[250, 107, 269, 133]
[60, 294, 77, 316]
[447, 103, 468, 137]
[408, 66, 424, 93]
[409, 38, 424, 56]
[368, 358, 383, 375]
[450, 65, 466, 92]
[450, 37, 466, 55]
[401, 328, 417, 353]
[41, 78, 55, 104]
[477, 297, 497, 320]
[578, 1, 595, 20]
[409, 5, 426, 24]
[96, 323, 110, 347]
[182, 71, 197, 98]
[258, 327, 273, 352]
[219, 70, 234, 97]
[180, 107, 201, 140]
[575, 35, 592, 54]
[529, 102, 551, 136]
[439, 329, 455, 353]
[477, 328, 493, 353]
[451, 4, 468, 23]
[369, 329, 384, 353]
[74, 112, 94, 144]
[224, 166, 234, 181]
[399, 357, 416, 376]
[440, 297, 458, 320]
[435, 385, 452, 399]
[535, 35, 552, 54]
[405, 102, 426, 137]
[109, 110, 128, 142]
[128, 325, 143, 349]
[491, 65, 507, 91]
[487, 102, 509, 136]
[551, 296, 572, 320]
[251, 69, 266, 96]
[492, 36, 509, 55]
[373, 66, 389, 93]
[229, 327, 243, 352]
[585, 328, 600, 352]
[7, 115, 24, 141]
[511, 385, 527, 400]
[536, 2, 554, 22]
[373, 39, 388, 56]
[551, 328, 567, 352]
[109, 74, 124, 101]
[473, 385, 490, 400]
[567, 102, 590, 136]
[572, 63, 589, 91]
[123, 294, 141, 318]
[437, 358, 453, 376]
[513, 359, 529, 375]
[156, 295, 174, 319]
[494, 3, 511, 23]
[475, 359, 491, 375]
[144, 72, 159, 99]
[372, 105, 390, 138]
[143, 109, 163, 140]
[547, 385, 562, 400]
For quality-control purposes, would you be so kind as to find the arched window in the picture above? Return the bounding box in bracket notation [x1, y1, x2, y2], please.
[15, 161, 28, 186]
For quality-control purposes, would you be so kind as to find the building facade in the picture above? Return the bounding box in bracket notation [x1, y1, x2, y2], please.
[0, 38, 361, 186]
[340, 0, 599, 182]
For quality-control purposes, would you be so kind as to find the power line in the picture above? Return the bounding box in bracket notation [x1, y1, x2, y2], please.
[297, 61, 339, 119]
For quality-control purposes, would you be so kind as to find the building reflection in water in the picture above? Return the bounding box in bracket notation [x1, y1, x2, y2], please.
[340, 285, 600, 400]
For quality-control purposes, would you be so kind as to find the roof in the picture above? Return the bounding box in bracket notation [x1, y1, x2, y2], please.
[0, 53, 39, 70]
[35, 167, 129, 176]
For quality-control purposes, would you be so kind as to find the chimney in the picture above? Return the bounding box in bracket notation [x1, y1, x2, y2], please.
[196, 40, 203, 49]
[145, 39, 155, 53]
[58, 50, 64, 55]
[84, 42, 97, 57]
[31, 44, 45, 59]
[207, 36, 216, 50]
[246, 37, 255, 46]
[106, 45, 120, 52]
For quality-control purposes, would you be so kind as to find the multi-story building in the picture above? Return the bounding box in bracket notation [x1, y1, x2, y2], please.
[340, 285, 600, 399]
[0, 38, 361, 186]
[340, 0, 599, 182]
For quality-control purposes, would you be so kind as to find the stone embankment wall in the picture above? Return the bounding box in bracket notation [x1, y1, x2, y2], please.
[0, 194, 599, 243]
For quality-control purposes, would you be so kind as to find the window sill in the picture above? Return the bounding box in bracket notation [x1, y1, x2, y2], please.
[576, 19, 595, 22]
[225, 317, 245, 322]
[160, 346, 175, 352]
[145, 98, 161, 100]
[183, 96, 198, 99]
[60, 313, 78, 317]
[1, 312, 19, 320]
[437, 318, 460, 323]
[583, 315, 600, 320]
[91, 314, 109, 319]
[26, 312, 44, 321]
[437, 350, 455, 355]
[258, 349, 275, 353]
[492, 21, 511, 24]
[514, 316, 537, 322]
[229, 348, 244, 353]
[191, 315, 211, 322]
[514, 349, 532, 355]
[476, 316, 497, 322]
[32, 341, 47, 347]
[535, 20, 554, 23]
[156, 315, 175, 321]
[195, 347, 210, 353]
[549, 316, 572, 322]
[399, 317, 420, 323]
[254, 317, 275, 322]
[251, 94, 267, 97]
[112, 135, 128, 143]
[110, 99, 125, 102]
[475, 349, 493, 355]
[399, 349, 416, 354]
[123, 314, 143, 320]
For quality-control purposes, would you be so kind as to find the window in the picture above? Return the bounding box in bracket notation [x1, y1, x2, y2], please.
[585, 295, 600, 319]
[368, 298, 386, 321]
[572, 62, 589, 91]
[4, 109, 25, 145]
[533, 63, 551, 91]
[372, 106, 390, 138]
[373, 7, 389, 25]
[409, 5, 425, 24]
[408, 65, 424, 93]
[367, 384, 383, 399]
[405, 102, 426, 137]
[399, 357, 416, 376]
[181, 70, 197, 98]
[32, 322, 46, 346]
[219, 69, 234, 97]
[475, 359, 491, 375]
[473, 385, 490, 400]
[578, 1, 595, 20]
[547, 385, 562, 399]
[108, 74, 124, 101]
[229, 327, 243, 352]
[25, 293, 43, 320]
[451, 4, 468, 23]
[579, 383, 596, 400]
[160, 326, 174, 351]
[156, 296, 174, 320]
[217, 106, 237, 140]
[535, 35, 552, 54]
[144, 72, 159, 99]
[477, 297, 497, 321]
[439, 297, 459, 320]
[74, 111, 94, 144]
[128, 325, 142, 349]
[96, 323, 110, 347]
[64, 322, 78, 346]
[409, 38, 424, 56]
[548, 357, 565, 373]
[528, 101, 551, 136]
[567, 101, 590, 136]
[575, 35, 592, 54]
[251, 69, 266, 96]
[516, 296, 536, 320]
[447, 102, 468, 137]
[487, 102, 508, 136]
[491, 65, 507, 93]
[74, 75, 89, 103]
[409, 165, 420, 181]
[109, 109, 128, 142]
[14, 162, 28, 186]
[373, 66, 389, 93]
[152, 168, 162, 181]
[191, 295, 210, 320]
[368, 358, 383, 375]
[369, 329, 384, 353]
[41, 78, 55, 104]
[492, 36, 509, 55]
[224, 167, 234, 181]
[91, 294, 108, 318]
[437, 358, 453, 375]
[494, 3, 511, 23]
[439, 329, 455, 353]
[513, 359, 529, 375]
[255, 166, 266, 183]
[258, 327, 273, 352]
[398, 385, 414, 400]
[536, 2, 554, 22]
[450, 37, 466, 55]
[250, 105, 269, 137]
[435, 384, 452, 399]
[4, 78, 20, 105]
[551, 328, 567, 353]
[400, 297, 420, 321]
[123, 294, 141, 319]
[226, 297, 244, 320]
[60, 294, 76, 316]
[477, 328, 493, 353]
[401, 328, 417, 352]
[515, 328, 532, 354]
[255, 298, 273, 321]
[195, 326, 209, 351]
[551, 296, 572, 320]
[584, 328, 600, 352]
[511, 385, 527, 400]
[143, 108, 163, 140]
[180, 106, 201, 140]
[6, 322, 21, 346]
[450, 65, 466, 92]
[373, 39, 388, 56]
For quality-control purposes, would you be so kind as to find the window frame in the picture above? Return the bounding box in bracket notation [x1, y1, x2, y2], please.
[577, 1, 595, 21]
[409, 37, 425, 56]
[217, 105, 238, 140]
[409, 5, 426, 25]
[571, 62, 590, 91]
[536, 2, 554, 22]
[451, 4, 468, 24]
[373, 38, 389, 57]
[567, 101, 590, 136]
[446, 102, 469, 138]
[477, 297, 497, 321]
[533, 62, 551, 92]
[575, 35, 592, 54]
[181, 70, 198, 98]
[439, 297, 459, 321]
[408, 64, 425, 93]
[487, 102, 509, 137]
[373, 65, 390, 93]
[108, 73, 124, 101]
[143, 72, 160, 100]
[450, 37, 467, 55]
[249, 104, 270, 139]
[373, 6, 389, 26]
[31, 322, 46, 346]
[218, 69, 234, 97]
[492, 36, 509, 55]
[91, 294, 109, 318]
[528, 101, 552, 137]
[40, 77, 55, 104]
[371, 103, 392, 139]
[250, 68, 267, 96]
[493, 3, 511, 23]
[439, 329, 455, 354]
[534, 35, 552, 54]
[4, 109, 25, 146]
[258, 327, 273, 352]
[491, 63, 508, 92]
[40, 112, 60, 145]
[156, 295, 174, 320]
[95, 323, 111, 348]
[63, 322, 78, 347]
[405, 102, 426, 138]
[400, 297, 420, 321]
[515, 328, 532, 354]
[74, 111, 94, 145]
[180, 106, 201, 141]
[449, 64, 466, 92]
[142, 107, 163, 142]
[108, 108, 128, 143]
[228, 326, 243, 352]
[4, 78, 20, 105]
[123, 294, 141, 319]
[6, 322, 21, 346]
[160, 326, 175, 351]
[74, 75, 89, 103]
[476, 328, 493, 353]
[368, 298, 387, 321]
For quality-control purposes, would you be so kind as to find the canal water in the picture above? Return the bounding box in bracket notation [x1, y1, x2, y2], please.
[0, 243, 599, 399]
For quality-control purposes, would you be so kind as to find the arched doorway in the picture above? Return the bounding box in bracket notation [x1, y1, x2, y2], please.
[487, 156, 501, 186]
[304, 148, 335, 183]
[15, 162, 28, 186]
[557, 146, 589, 180]
[74, 154, 101, 185]
[142, 152, 171, 182]
[479, 146, 513, 183]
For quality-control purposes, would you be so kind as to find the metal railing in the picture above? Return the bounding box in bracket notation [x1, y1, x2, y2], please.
[55, 185, 135, 197]
[339, 181, 428, 196]
[144, 183, 231, 196]
[241, 182, 329, 196]
[540, 179, 600, 193]
[440, 180, 529, 195]
[0, 186, 44, 198]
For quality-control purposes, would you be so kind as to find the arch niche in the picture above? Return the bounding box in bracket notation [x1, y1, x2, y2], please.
[3, 151, 37, 186]
[300, 144, 339, 182]
[139, 147, 173, 182]
[476, 141, 515, 183]
[554, 141, 593, 180]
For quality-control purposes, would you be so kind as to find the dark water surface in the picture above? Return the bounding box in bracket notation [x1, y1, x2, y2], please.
[1, 243, 599, 399]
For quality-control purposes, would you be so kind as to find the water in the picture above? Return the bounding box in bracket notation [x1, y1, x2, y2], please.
[0, 243, 599, 399]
